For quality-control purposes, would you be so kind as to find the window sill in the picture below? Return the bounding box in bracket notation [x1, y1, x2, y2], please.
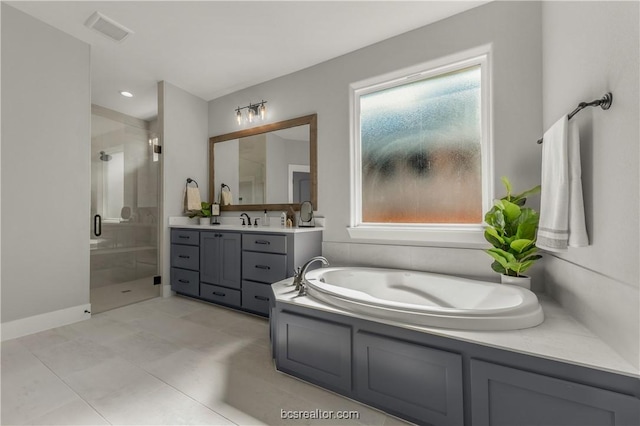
[346, 225, 488, 249]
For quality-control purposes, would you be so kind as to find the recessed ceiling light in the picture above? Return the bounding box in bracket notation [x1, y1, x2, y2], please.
[120, 91, 133, 98]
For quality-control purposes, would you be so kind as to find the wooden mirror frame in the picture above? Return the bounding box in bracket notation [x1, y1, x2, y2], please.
[209, 113, 317, 212]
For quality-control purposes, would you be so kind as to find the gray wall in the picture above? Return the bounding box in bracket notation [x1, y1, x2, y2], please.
[1, 4, 91, 322]
[159, 81, 209, 296]
[541, 1, 639, 369]
[208, 1, 543, 280]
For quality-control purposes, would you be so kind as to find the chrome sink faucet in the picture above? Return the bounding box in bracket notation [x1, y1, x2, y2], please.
[293, 256, 330, 295]
[240, 213, 251, 226]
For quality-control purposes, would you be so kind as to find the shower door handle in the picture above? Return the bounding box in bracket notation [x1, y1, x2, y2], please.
[94, 214, 102, 237]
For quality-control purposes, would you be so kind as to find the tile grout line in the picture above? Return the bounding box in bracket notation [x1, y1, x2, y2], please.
[26, 346, 114, 426]
[132, 365, 242, 426]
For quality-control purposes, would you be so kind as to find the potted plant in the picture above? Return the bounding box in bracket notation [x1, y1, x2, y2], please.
[484, 177, 542, 289]
[188, 202, 213, 225]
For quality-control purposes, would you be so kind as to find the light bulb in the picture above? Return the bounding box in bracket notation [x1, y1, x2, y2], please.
[236, 109, 243, 125]
[248, 107, 255, 123]
[259, 103, 266, 120]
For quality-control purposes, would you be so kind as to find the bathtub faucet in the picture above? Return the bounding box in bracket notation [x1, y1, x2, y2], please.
[293, 256, 330, 295]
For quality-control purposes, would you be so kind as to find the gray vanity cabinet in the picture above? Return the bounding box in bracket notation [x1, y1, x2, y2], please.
[170, 229, 200, 297]
[241, 231, 322, 316]
[199, 231, 241, 307]
[171, 227, 321, 316]
[470, 360, 640, 426]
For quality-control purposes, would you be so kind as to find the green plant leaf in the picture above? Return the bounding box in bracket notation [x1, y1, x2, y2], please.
[485, 208, 505, 232]
[495, 199, 521, 224]
[510, 239, 534, 253]
[484, 228, 505, 247]
[511, 185, 541, 203]
[487, 248, 517, 268]
[491, 260, 506, 274]
[501, 176, 513, 200]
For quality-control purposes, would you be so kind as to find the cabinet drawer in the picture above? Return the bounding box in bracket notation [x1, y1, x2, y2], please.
[171, 229, 200, 246]
[171, 244, 199, 270]
[171, 268, 199, 297]
[200, 283, 241, 308]
[242, 233, 287, 254]
[242, 280, 273, 315]
[242, 251, 287, 284]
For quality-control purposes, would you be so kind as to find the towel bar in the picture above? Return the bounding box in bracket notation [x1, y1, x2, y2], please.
[537, 92, 612, 144]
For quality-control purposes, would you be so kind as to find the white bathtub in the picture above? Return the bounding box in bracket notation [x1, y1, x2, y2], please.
[304, 267, 544, 331]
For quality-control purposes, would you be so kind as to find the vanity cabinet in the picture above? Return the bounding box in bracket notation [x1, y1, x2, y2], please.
[240, 231, 322, 316]
[200, 231, 241, 308]
[170, 227, 321, 316]
[271, 303, 640, 426]
[170, 229, 200, 297]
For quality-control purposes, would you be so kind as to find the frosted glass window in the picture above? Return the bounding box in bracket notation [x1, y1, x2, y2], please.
[359, 65, 483, 224]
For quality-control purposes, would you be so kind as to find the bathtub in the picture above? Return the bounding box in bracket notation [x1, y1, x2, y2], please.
[304, 267, 544, 331]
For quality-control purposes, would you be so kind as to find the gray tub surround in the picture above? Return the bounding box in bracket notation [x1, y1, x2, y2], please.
[270, 279, 639, 426]
[169, 223, 321, 316]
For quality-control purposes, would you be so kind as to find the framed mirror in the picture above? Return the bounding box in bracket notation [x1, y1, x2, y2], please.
[209, 114, 317, 211]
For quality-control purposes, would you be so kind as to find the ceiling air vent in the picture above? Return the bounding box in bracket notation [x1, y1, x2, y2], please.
[85, 12, 133, 43]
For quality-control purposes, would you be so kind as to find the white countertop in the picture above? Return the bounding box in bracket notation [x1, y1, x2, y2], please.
[272, 278, 639, 378]
[169, 216, 323, 234]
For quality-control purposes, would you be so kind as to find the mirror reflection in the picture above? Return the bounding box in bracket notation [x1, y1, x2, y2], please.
[214, 125, 310, 205]
[209, 114, 317, 211]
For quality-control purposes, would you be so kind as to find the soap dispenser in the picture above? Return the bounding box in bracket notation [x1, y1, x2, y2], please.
[263, 210, 270, 227]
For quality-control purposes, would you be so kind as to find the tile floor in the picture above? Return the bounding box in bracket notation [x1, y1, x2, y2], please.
[1, 296, 412, 425]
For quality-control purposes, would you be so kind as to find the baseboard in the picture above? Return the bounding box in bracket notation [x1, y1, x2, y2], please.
[162, 284, 173, 298]
[1, 303, 91, 341]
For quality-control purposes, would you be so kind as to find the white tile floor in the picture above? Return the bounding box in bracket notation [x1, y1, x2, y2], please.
[1, 296, 412, 425]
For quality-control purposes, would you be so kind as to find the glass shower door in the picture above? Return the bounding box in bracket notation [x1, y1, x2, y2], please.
[90, 106, 160, 313]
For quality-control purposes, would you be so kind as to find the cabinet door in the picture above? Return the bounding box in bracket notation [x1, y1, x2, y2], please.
[276, 311, 351, 392]
[200, 232, 220, 285]
[354, 331, 464, 426]
[470, 360, 640, 426]
[218, 232, 241, 289]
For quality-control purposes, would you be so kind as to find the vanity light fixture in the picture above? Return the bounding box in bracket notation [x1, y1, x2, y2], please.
[234, 100, 267, 125]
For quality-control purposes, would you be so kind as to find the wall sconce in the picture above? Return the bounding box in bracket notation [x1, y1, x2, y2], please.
[235, 101, 267, 125]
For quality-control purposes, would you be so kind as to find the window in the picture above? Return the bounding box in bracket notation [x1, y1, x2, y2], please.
[349, 48, 492, 245]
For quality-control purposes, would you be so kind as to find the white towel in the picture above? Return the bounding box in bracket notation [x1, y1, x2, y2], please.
[184, 186, 202, 211]
[537, 116, 589, 252]
[220, 187, 233, 206]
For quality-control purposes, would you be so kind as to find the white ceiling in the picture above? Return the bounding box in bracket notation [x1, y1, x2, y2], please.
[8, 1, 488, 120]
